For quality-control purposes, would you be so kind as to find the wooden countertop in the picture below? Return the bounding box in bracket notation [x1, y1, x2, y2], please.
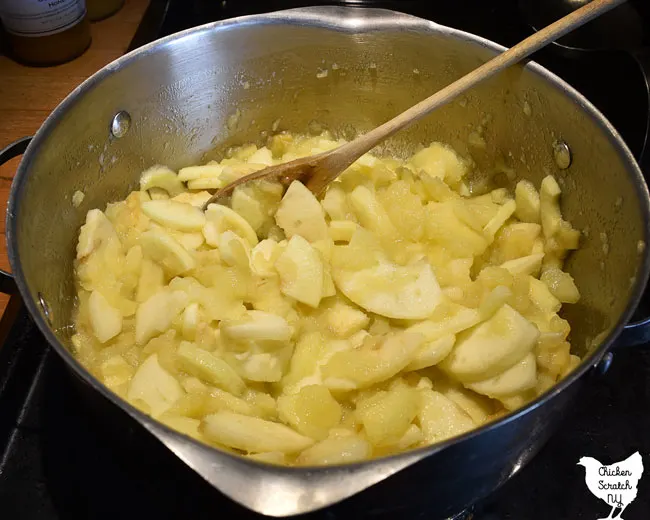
[0, 0, 150, 317]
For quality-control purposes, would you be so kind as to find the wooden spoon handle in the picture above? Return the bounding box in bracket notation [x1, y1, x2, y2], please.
[316, 0, 626, 186]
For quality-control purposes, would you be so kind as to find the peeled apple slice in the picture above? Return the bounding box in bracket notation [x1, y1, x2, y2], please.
[177, 341, 246, 395]
[347, 185, 398, 238]
[221, 310, 293, 342]
[433, 379, 495, 425]
[201, 411, 314, 453]
[139, 165, 184, 196]
[407, 304, 481, 342]
[141, 200, 206, 232]
[418, 389, 475, 443]
[322, 332, 423, 390]
[77, 209, 118, 259]
[135, 290, 188, 345]
[158, 415, 202, 440]
[440, 304, 539, 382]
[500, 253, 544, 276]
[408, 142, 468, 184]
[540, 175, 562, 238]
[205, 203, 258, 247]
[250, 239, 281, 277]
[171, 191, 213, 208]
[275, 180, 329, 242]
[328, 220, 359, 242]
[466, 352, 537, 398]
[140, 228, 195, 277]
[405, 334, 456, 371]
[239, 352, 284, 382]
[333, 259, 442, 320]
[324, 301, 370, 338]
[181, 303, 200, 341]
[88, 290, 123, 343]
[218, 230, 251, 269]
[275, 235, 323, 308]
[127, 354, 183, 417]
[178, 164, 224, 182]
[296, 435, 371, 466]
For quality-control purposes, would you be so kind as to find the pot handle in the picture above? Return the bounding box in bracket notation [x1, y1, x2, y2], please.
[0, 136, 30, 295]
[617, 316, 650, 347]
[0, 137, 30, 344]
[630, 47, 650, 175]
[614, 49, 650, 348]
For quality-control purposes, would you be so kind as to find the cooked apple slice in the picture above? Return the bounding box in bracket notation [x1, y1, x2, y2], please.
[332, 258, 441, 320]
[77, 209, 118, 259]
[408, 142, 468, 184]
[135, 290, 188, 345]
[201, 411, 314, 453]
[275, 235, 324, 308]
[181, 302, 201, 341]
[139, 165, 184, 196]
[178, 164, 224, 182]
[136, 258, 164, 302]
[321, 332, 423, 390]
[250, 239, 281, 277]
[140, 228, 195, 277]
[432, 378, 496, 425]
[217, 230, 251, 269]
[540, 175, 563, 238]
[277, 385, 342, 440]
[247, 452, 287, 464]
[418, 389, 475, 443]
[483, 199, 516, 242]
[99, 355, 134, 391]
[328, 220, 359, 242]
[466, 352, 537, 398]
[347, 185, 398, 238]
[205, 203, 258, 247]
[171, 191, 213, 208]
[324, 301, 369, 338]
[529, 276, 561, 315]
[440, 304, 539, 382]
[356, 385, 419, 446]
[141, 200, 206, 232]
[514, 180, 541, 223]
[407, 304, 481, 342]
[88, 290, 123, 343]
[221, 310, 293, 342]
[177, 341, 246, 395]
[296, 435, 371, 465]
[500, 253, 544, 276]
[405, 334, 455, 371]
[540, 267, 580, 304]
[237, 352, 285, 382]
[275, 181, 328, 242]
[158, 415, 202, 440]
[127, 354, 184, 418]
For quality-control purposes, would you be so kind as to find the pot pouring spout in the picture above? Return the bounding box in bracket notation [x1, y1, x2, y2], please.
[145, 420, 427, 516]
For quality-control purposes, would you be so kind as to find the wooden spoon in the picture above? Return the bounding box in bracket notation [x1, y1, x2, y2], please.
[202, 0, 624, 210]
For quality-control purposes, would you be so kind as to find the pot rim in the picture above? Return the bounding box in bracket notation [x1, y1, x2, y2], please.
[7, 5, 650, 473]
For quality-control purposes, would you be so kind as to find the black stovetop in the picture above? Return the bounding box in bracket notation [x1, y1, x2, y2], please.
[2, 1, 650, 519]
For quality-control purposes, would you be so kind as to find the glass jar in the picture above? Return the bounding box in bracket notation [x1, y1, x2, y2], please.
[0, 0, 91, 66]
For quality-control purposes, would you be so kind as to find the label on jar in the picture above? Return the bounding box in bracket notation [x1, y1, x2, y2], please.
[0, 0, 86, 37]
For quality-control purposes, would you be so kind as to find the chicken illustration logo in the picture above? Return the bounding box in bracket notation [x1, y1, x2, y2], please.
[577, 452, 644, 519]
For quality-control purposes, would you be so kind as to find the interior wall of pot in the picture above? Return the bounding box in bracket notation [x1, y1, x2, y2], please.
[15, 12, 648, 357]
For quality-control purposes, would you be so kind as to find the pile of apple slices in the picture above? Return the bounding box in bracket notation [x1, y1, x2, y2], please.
[72, 134, 583, 466]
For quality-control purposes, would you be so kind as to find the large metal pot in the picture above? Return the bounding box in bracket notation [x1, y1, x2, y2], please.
[2, 6, 650, 519]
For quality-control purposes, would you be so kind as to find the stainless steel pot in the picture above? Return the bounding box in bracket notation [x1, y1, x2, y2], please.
[2, 6, 650, 519]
